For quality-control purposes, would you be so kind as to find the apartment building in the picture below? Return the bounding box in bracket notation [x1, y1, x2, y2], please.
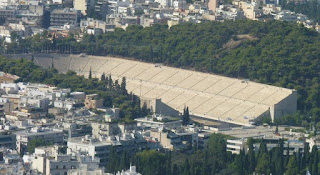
[50, 8, 79, 26]
[15, 127, 63, 153]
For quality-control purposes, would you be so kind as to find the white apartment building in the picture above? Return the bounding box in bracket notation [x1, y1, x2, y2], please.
[115, 165, 142, 175]
[67, 136, 113, 166]
[15, 127, 63, 153]
[46, 155, 79, 175]
[226, 139, 247, 154]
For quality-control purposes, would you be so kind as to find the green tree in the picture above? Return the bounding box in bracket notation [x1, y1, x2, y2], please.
[285, 155, 299, 175]
[247, 138, 256, 173]
[183, 158, 190, 175]
[207, 133, 228, 173]
[312, 146, 318, 175]
[27, 138, 53, 154]
[101, 72, 106, 81]
[255, 153, 270, 175]
[121, 77, 127, 95]
[182, 107, 190, 126]
[88, 67, 92, 79]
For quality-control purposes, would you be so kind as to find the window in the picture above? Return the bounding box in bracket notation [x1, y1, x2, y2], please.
[56, 165, 59, 169]
[63, 165, 66, 169]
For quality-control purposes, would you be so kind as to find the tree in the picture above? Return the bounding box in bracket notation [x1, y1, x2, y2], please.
[107, 147, 119, 173]
[258, 140, 267, 159]
[136, 150, 166, 175]
[183, 158, 190, 175]
[247, 138, 256, 174]
[52, 34, 56, 50]
[166, 152, 172, 175]
[232, 150, 245, 175]
[172, 164, 179, 175]
[207, 133, 228, 173]
[285, 155, 299, 175]
[88, 67, 92, 79]
[255, 153, 270, 175]
[101, 72, 106, 81]
[108, 74, 113, 89]
[182, 107, 190, 125]
[27, 138, 53, 154]
[312, 146, 318, 175]
[121, 77, 127, 95]
[51, 57, 54, 69]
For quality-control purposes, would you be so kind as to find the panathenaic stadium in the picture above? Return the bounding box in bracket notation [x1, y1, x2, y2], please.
[8, 54, 297, 127]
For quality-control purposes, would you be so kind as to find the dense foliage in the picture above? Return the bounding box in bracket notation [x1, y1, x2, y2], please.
[107, 133, 320, 175]
[282, 0, 320, 23]
[3, 20, 320, 125]
[0, 57, 147, 121]
[27, 138, 53, 153]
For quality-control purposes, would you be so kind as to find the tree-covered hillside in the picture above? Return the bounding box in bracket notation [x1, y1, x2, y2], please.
[4, 20, 320, 125]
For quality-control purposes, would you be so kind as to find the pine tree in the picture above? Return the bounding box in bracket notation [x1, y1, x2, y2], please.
[312, 146, 318, 175]
[247, 138, 256, 174]
[51, 57, 54, 69]
[285, 155, 299, 175]
[119, 150, 128, 170]
[149, 45, 154, 61]
[166, 151, 172, 175]
[314, 122, 317, 136]
[202, 150, 209, 175]
[31, 54, 34, 62]
[105, 76, 109, 86]
[275, 139, 285, 175]
[182, 107, 190, 125]
[172, 164, 179, 175]
[234, 150, 245, 175]
[302, 142, 310, 173]
[107, 147, 118, 173]
[183, 158, 190, 175]
[108, 74, 113, 89]
[88, 67, 92, 79]
[284, 142, 290, 168]
[256, 153, 270, 175]
[297, 149, 301, 173]
[114, 80, 120, 91]
[101, 72, 106, 81]
[121, 77, 127, 95]
[52, 34, 56, 50]
[258, 140, 267, 159]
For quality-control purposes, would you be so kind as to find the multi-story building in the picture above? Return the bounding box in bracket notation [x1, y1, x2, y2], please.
[46, 155, 79, 175]
[197, 132, 211, 149]
[15, 127, 63, 153]
[135, 114, 182, 129]
[149, 130, 184, 150]
[0, 9, 15, 24]
[74, 0, 93, 16]
[50, 8, 79, 27]
[0, 134, 16, 148]
[80, 18, 107, 33]
[67, 136, 113, 166]
[226, 139, 247, 154]
[85, 94, 103, 109]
